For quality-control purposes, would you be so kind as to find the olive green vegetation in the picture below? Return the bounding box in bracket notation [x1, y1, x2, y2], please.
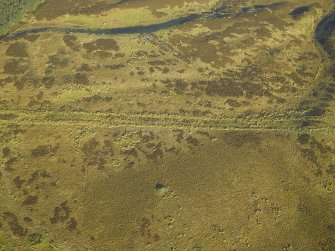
[0, 0, 335, 250]
[0, 229, 58, 250]
[0, 0, 45, 35]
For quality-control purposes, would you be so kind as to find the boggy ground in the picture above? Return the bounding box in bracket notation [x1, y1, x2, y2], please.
[0, 0, 335, 250]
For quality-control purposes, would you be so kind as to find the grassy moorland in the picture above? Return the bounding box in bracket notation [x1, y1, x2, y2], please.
[0, 0, 335, 250]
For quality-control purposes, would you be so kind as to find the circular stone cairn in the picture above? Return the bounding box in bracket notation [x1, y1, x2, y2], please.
[155, 182, 170, 197]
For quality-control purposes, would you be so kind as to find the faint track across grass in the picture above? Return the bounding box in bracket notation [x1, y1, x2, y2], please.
[0, 109, 334, 132]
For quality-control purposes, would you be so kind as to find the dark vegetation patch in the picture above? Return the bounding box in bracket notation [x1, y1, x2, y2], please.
[66, 217, 78, 232]
[153, 233, 161, 242]
[303, 107, 326, 117]
[289, 5, 311, 19]
[161, 79, 188, 93]
[81, 138, 114, 170]
[31, 145, 49, 157]
[29, 233, 43, 245]
[121, 147, 138, 158]
[5, 157, 17, 172]
[186, 135, 199, 146]
[96, 38, 119, 51]
[327, 164, 335, 178]
[13, 176, 25, 189]
[48, 52, 68, 67]
[50, 201, 71, 224]
[105, 64, 125, 70]
[0, 77, 12, 87]
[83, 42, 96, 53]
[173, 129, 184, 143]
[139, 131, 155, 143]
[196, 131, 210, 137]
[2, 147, 10, 157]
[192, 109, 211, 116]
[14, 72, 40, 90]
[256, 27, 272, 37]
[145, 148, 164, 161]
[27, 170, 51, 185]
[0, 114, 18, 120]
[298, 134, 310, 145]
[231, 65, 267, 83]
[310, 138, 332, 154]
[148, 60, 166, 66]
[24, 217, 32, 223]
[83, 38, 119, 54]
[300, 120, 322, 129]
[299, 149, 321, 176]
[114, 52, 125, 58]
[92, 50, 113, 58]
[174, 79, 187, 93]
[78, 63, 91, 71]
[204, 80, 244, 97]
[6, 42, 28, 57]
[73, 73, 89, 85]
[143, 143, 163, 161]
[27, 171, 39, 184]
[139, 217, 151, 237]
[6, 124, 26, 137]
[63, 35, 80, 51]
[298, 135, 334, 177]
[42, 76, 55, 88]
[242, 82, 271, 98]
[44, 65, 54, 75]
[31, 145, 58, 157]
[225, 99, 241, 107]
[3, 59, 28, 74]
[22, 195, 38, 206]
[2, 212, 27, 236]
[223, 132, 261, 148]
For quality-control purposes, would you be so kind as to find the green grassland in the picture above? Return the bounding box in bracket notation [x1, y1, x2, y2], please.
[0, 0, 45, 35]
